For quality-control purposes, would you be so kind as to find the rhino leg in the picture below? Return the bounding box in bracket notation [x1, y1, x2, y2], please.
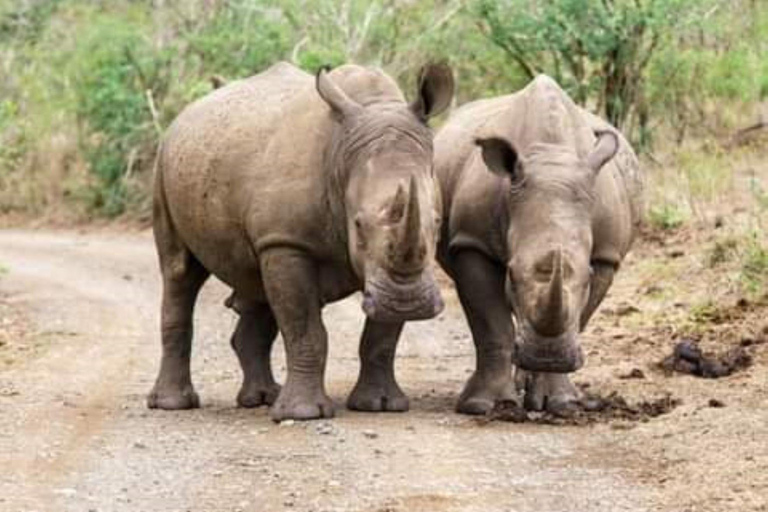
[148, 248, 209, 410]
[515, 370, 581, 413]
[261, 249, 334, 421]
[347, 319, 409, 412]
[229, 302, 281, 408]
[451, 250, 516, 415]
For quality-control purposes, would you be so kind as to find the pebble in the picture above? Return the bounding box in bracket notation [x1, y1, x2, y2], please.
[362, 429, 378, 439]
[280, 419, 296, 427]
[315, 422, 334, 435]
[708, 398, 726, 408]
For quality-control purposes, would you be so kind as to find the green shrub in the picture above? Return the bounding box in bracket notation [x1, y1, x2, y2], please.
[648, 203, 688, 231]
[72, 13, 162, 216]
[741, 233, 768, 296]
[185, 4, 291, 79]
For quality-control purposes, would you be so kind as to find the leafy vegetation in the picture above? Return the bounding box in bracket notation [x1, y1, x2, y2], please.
[0, 0, 766, 219]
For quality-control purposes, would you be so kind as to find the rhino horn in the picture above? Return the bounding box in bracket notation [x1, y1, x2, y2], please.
[400, 175, 422, 263]
[388, 181, 408, 223]
[540, 248, 568, 334]
[316, 66, 362, 119]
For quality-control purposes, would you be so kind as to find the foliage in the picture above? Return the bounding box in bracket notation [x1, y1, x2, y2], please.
[0, 0, 766, 218]
[473, 0, 727, 146]
[740, 233, 768, 297]
[647, 203, 688, 231]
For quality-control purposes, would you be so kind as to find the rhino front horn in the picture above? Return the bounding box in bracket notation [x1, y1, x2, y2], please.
[538, 248, 568, 335]
[399, 175, 423, 264]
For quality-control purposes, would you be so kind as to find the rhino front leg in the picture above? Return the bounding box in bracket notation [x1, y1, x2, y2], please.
[260, 249, 334, 421]
[148, 252, 209, 410]
[347, 319, 409, 412]
[451, 250, 517, 415]
[229, 301, 281, 408]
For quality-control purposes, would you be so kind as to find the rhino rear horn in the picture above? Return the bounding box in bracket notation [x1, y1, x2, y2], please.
[316, 66, 362, 119]
[586, 130, 619, 173]
[388, 181, 408, 223]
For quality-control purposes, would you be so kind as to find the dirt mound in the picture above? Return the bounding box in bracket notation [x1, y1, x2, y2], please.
[659, 339, 754, 378]
[484, 391, 681, 427]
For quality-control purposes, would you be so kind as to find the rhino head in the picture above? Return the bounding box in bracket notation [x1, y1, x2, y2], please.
[316, 64, 454, 322]
[475, 131, 619, 372]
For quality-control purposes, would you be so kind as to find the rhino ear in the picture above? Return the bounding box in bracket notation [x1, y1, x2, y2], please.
[476, 137, 521, 180]
[410, 63, 454, 121]
[316, 65, 362, 120]
[586, 130, 619, 173]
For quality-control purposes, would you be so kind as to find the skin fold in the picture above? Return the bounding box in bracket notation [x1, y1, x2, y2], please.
[148, 62, 454, 421]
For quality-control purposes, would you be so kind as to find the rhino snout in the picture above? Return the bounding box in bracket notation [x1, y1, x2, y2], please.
[515, 324, 584, 373]
[362, 269, 444, 322]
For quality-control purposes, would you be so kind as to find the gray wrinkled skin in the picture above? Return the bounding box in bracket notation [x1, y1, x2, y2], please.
[148, 62, 454, 421]
[434, 75, 643, 415]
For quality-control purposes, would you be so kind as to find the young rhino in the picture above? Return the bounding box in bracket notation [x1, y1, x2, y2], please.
[149, 62, 454, 421]
[435, 75, 643, 414]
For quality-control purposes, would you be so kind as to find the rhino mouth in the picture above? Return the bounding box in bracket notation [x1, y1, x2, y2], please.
[362, 268, 444, 322]
[514, 321, 584, 373]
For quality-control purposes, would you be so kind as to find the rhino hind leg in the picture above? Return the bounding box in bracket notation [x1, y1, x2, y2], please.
[347, 319, 409, 412]
[450, 250, 516, 415]
[228, 299, 281, 408]
[260, 249, 334, 421]
[148, 247, 209, 410]
[515, 370, 581, 414]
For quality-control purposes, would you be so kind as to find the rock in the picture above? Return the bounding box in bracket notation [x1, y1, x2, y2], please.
[279, 419, 296, 427]
[708, 398, 726, 408]
[619, 368, 646, 379]
[362, 429, 378, 439]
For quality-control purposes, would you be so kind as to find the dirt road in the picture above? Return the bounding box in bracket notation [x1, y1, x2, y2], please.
[1, 229, 766, 512]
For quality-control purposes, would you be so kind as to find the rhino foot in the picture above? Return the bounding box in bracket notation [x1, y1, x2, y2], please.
[269, 382, 335, 422]
[516, 370, 581, 414]
[237, 382, 281, 408]
[147, 384, 200, 410]
[347, 381, 409, 412]
[456, 373, 516, 416]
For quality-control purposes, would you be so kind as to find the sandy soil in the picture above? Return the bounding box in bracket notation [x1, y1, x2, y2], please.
[0, 228, 766, 512]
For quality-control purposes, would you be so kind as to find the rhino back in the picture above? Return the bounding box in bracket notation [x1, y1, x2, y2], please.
[158, 62, 333, 289]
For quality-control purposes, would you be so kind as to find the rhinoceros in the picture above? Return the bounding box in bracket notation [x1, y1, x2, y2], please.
[433, 75, 643, 414]
[148, 62, 454, 421]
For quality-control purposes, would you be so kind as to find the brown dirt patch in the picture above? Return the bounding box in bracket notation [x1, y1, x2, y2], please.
[483, 390, 680, 427]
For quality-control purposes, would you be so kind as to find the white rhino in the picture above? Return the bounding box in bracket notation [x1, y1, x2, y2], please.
[149, 62, 454, 421]
[434, 75, 643, 414]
